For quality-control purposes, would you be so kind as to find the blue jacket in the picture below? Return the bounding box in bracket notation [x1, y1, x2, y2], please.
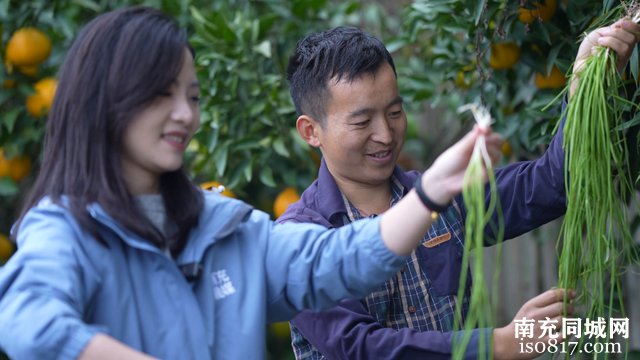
[0, 191, 408, 359]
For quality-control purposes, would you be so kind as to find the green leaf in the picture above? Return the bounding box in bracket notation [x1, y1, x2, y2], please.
[259, 166, 277, 187]
[207, 124, 220, 154]
[252, 40, 272, 58]
[0, 177, 18, 196]
[227, 158, 251, 189]
[244, 156, 255, 182]
[17, 84, 35, 97]
[547, 42, 563, 76]
[385, 38, 407, 53]
[615, 112, 640, 131]
[214, 142, 229, 177]
[473, 0, 485, 26]
[2, 108, 19, 133]
[231, 139, 262, 153]
[272, 136, 290, 157]
[70, 0, 101, 12]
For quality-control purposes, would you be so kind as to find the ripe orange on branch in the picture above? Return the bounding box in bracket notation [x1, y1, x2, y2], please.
[535, 65, 567, 89]
[18, 65, 38, 77]
[26, 77, 58, 118]
[274, 187, 300, 218]
[0, 234, 13, 262]
[489, 42, 521, 71]
[501, 140, 515, 156]
[0, 148, 32, 182]
[5, 28, 52, 67]
[518, 0, 557, 24]
[200, 181, 236, 198]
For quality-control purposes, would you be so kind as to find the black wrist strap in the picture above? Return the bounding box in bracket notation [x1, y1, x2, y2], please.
[413, 176, 450, 213]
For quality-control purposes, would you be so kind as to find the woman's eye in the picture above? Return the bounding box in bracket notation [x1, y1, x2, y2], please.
[191, 96, 201, 103]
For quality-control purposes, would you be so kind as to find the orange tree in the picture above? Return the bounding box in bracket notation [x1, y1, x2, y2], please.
[396, 0, 616, 165]
[0, 1, 402, 359]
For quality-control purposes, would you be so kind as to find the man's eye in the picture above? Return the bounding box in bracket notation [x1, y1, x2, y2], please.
[356, 120, 370, 126]
[389, 111, 402, 117]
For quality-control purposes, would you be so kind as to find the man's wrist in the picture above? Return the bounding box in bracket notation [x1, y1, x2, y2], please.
[492, 326, 509, 360]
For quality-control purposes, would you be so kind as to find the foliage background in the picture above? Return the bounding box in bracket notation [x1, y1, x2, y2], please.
[1, 0, 640, 359]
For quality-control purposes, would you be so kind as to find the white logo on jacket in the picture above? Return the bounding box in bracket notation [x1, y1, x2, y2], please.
[211, 269, 236, 300]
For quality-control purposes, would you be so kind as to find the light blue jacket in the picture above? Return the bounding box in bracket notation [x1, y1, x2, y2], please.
[0, 191, 406, 359]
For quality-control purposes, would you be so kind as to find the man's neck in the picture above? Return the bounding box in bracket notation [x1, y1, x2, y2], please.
[331, 175, 392, 218]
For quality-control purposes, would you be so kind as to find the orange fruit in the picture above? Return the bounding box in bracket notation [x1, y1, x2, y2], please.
[17, 64, 38, 77]
[489, 42, 521, 71]
[0, 149, 32, 182]
[0, 234, 13, 262]
[535, 65, 567, 89]
[3, 60, 16, 88]
[455, 71, 474, 88]
[269, 322, 291, 340]
[274, 187, 300, 218]
[26, 77, 58, 118]
[5, 28, 52, 67]
[0, 151, 8, 179]
[200, 181, 236, 198]
[501, 140, 514, 156]
[3, 79, 16, 88]
[518, 0, 557, 24]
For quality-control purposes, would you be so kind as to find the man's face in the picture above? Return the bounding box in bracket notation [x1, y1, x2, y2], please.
[317, 63, 406, 186]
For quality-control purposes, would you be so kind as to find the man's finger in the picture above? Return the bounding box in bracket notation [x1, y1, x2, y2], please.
[526, 289, 576, 308]
[618, 19, 640, 42]
[533, 301, 574, 319]
[602, 27, 636, 49]
[598, 37, 632, 59]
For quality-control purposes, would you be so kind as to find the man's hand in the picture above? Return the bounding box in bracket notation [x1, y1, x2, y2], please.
[570, 18, 640, 97]
[493, 289, 577, 360]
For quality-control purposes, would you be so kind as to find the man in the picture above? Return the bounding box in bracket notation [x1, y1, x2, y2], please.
[277, 23, 640, 359]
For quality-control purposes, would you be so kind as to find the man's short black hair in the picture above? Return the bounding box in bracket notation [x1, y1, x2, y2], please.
[286, 27, 397, 125]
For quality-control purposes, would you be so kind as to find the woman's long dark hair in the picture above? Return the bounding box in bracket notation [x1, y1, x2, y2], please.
[16, 6, 203, 256]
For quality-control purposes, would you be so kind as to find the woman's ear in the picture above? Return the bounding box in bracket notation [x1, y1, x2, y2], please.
[296, 115, 322, 148]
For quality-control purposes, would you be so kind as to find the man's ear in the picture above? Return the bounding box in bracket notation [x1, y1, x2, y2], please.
[296, 115, 322, 148]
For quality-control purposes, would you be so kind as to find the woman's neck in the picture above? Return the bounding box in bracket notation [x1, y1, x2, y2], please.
[120, 160, 161, 196]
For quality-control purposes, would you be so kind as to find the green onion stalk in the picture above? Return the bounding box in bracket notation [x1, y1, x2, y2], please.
[453, 104, 504, 360]
[550, 11, 640, 359]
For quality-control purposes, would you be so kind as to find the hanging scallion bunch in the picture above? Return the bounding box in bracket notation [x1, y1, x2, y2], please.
[549, 6, 640, 358]
[453, 104, 505, 360]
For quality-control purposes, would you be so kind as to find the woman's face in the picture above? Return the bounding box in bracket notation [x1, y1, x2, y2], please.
[120, 48, 201, 192]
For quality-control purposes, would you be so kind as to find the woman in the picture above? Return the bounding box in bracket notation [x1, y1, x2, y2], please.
[0, 6, 503, 360]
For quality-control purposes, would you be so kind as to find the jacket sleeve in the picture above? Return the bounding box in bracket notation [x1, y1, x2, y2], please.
[257, 212, 407, 323]
[0, 207, 102, 360]
[456, 98, 568, 242]
[291, 299, 491, 360]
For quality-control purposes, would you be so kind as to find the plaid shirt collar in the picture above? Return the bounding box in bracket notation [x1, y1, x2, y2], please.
[340, 174, 405, 223]
[315, 157, 414, 225]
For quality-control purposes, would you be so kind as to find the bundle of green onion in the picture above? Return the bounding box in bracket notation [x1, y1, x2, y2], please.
[453, 104, 504, 360]
[553, 12, 640, 357]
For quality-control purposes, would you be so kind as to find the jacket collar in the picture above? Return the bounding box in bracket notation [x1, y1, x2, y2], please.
[84, 193, 253, 265]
